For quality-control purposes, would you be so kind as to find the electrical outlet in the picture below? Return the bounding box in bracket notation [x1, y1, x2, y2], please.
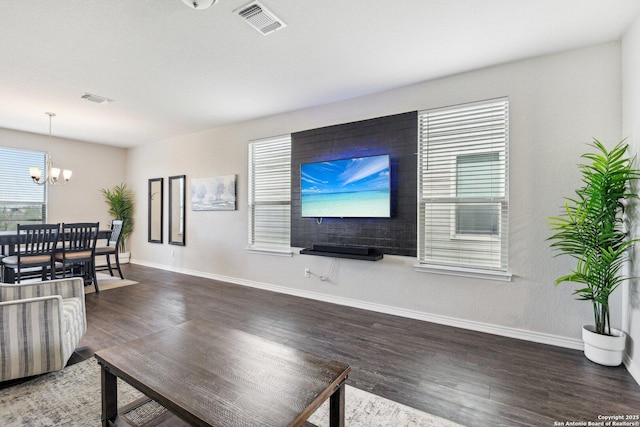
[304, 268, 311, 278]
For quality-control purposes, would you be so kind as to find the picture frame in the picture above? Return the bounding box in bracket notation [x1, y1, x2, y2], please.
[190, 175, 236, 211]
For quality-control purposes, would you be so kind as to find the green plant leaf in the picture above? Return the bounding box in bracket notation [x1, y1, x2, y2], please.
[100, 183, 135, 252]
[547, 138, 638, 335]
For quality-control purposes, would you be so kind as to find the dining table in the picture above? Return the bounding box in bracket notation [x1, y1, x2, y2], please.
[0, 228, 112, 283]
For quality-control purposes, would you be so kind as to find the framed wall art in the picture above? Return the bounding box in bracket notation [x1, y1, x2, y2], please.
[191, 175, 236, 211]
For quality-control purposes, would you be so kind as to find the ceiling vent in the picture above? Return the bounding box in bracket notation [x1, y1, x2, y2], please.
[235, 1, 286, 35]
[81, 93, 114, 105]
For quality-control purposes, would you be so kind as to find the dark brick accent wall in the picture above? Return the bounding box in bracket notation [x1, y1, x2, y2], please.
[291, 111, 417, 257]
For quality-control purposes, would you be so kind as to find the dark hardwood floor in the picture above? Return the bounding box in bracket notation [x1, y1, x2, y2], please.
[76, 264, 640, 426]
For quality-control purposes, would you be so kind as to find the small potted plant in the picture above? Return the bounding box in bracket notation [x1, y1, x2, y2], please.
[548, 139, 639, 366]
[101, 183, 135, 260]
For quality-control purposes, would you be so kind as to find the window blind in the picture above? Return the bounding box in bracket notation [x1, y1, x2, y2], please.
[0, 147, 47, 230]
[418, 98, 509, 272]
[248, 135, 291, 250]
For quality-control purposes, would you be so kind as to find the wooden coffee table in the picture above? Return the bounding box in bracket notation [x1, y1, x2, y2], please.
[95, 319, 351, 427]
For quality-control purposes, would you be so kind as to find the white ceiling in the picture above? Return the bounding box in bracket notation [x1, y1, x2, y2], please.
[1, 0, 640, 148]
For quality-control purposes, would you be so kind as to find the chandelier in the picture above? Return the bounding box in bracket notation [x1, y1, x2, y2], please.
[30, 112, 72, 186]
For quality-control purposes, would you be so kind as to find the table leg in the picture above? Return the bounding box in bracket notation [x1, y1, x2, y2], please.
[100, 364, 118, 427]
[329, 381, 346, 427]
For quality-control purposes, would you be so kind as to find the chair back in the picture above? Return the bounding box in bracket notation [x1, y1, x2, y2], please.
[17, 223, 60, 259]
[107, 219, 124, 249]
[61, 222, 99, 256]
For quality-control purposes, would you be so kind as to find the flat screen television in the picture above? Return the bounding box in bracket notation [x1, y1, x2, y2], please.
[301, 154, 391, 218]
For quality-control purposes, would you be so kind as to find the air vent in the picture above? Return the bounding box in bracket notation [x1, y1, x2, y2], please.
[81, 93, 114, 105]
[235, 1, 286, 35]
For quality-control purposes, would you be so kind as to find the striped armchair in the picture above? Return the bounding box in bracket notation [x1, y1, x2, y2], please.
[0, 277, 86, 382]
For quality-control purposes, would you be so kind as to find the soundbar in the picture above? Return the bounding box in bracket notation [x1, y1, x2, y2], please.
[300, 244, 383, 261]
[311, 244, 373, 256]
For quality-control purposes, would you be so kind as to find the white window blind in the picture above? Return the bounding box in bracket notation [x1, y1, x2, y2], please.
[417, 98, 509, 274]
[248, 135, 291, 251]
[0, 147, 47, 231]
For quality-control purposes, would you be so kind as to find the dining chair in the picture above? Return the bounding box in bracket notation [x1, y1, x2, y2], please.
[1, 223, 60, 283]
[94, 219, 125, 280]
[55, 222, 99, 292]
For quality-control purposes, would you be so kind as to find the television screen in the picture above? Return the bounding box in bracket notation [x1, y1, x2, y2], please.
[301, 154, 391, 218]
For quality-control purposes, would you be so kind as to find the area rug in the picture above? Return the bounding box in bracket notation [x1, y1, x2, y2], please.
[308, 384, 462, 427]
[85, 272, 138, 294]
[0, 357, 462, 427]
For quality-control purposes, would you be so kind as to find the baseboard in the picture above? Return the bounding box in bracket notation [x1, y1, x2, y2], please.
[131, 259, 584, 352]
[624, 354, 640, 385]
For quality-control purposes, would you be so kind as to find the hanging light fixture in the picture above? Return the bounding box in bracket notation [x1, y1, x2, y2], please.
[182, 0, 217, 10]
[30, 112, 72, 186]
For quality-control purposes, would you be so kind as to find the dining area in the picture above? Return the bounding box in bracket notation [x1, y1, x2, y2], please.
[0, 221, 125, 292]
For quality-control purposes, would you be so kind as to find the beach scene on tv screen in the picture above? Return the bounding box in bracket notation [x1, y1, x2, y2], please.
[301, 154, 391, 217]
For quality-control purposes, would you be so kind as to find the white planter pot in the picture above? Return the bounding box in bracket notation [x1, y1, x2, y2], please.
[582, 325, 626, 366]
[119, 252, 130, 264]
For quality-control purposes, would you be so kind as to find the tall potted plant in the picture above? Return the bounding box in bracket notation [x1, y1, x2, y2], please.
[101, 183, 135, 255]
[548, 139, 638, 366]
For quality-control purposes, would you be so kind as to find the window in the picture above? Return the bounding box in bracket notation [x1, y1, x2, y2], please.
[455, 152, 500, 236]
[0, 147, 47, 231]
[417, 98, 509, 278]
[248, 135, 291, 253]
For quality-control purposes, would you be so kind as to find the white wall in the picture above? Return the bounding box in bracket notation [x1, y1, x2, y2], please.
[622, 15, 640, 383]
[128, 42, 622, 348]
[0, 127, 127, 227]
